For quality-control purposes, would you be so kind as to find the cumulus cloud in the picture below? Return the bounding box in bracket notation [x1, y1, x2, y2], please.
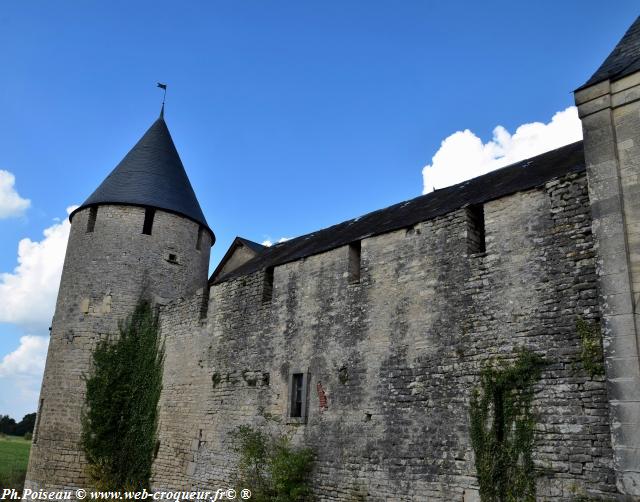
[0, 206, 77, 331]
[422, 106, 583, 193]
[0, 335, 49, 418]
[261, 237, 291, 247]
[0, 335, 49, 379]
[0, 170, 30, 218]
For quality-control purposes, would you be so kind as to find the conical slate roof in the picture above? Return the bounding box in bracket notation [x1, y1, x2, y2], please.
[70, 115, 213, 239]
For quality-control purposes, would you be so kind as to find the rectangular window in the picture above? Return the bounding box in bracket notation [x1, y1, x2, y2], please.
[466, 204, 486, 254]
[348, 241, 361, 283]
[288, 372, 308, 420]
[262, 267, 274, 303]
[142, 207, 156, 235]
[196, 227, 204, 250]
[86, 207, 98, 233]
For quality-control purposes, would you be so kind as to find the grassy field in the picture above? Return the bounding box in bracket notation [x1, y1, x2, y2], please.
[0, 435, 31, 491]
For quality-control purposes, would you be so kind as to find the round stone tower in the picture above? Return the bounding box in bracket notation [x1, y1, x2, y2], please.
[25, 112, 213, 490]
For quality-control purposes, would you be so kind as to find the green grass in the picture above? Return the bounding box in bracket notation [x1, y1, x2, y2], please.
[0, 435, 31, 492]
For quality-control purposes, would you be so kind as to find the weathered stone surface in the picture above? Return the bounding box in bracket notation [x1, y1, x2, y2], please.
[152, 172, 617, 500]
[577, 68, 640, 497]
[26, 22, 640, 499]
[25, 205, 211, 491]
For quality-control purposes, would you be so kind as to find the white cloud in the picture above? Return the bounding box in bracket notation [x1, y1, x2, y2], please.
[422, 106, 583, 194]
[261, 237, 291, 247]
[0, 335, 49, 418]
[0, 335, 49, 379]
[0, 206, 75, 417]
[0, 206, 77, 331]
[0, 170, 30, 218]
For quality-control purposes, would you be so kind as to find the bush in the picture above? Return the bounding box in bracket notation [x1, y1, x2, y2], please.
[230, 425, 314, 501]
[81, 299, 164, 491]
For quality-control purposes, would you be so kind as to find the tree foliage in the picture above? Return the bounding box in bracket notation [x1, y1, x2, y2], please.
[230, 425, 314, 501]
[0, 413, 36, 436]
[81, 299, 164, 491]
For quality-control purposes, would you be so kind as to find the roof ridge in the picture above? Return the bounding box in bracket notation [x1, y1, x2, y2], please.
[211, 140, 585, 284]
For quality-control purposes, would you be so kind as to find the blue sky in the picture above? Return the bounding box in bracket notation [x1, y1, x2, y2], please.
[0, 1, 637, 419]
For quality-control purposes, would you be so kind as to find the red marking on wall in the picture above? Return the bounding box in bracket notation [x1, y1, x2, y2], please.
[317, 382, 328, 411]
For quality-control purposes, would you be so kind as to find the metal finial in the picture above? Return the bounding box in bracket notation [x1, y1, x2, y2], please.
[157, 82, 167, 118]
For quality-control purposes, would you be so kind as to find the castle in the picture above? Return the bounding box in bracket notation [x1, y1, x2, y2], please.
[25, 16, 640, 501]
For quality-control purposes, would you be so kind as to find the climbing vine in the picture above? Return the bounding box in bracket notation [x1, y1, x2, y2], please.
[576, 317, 605, 378]
[81, 299, 165, 490]
[469, 349, 546, 502]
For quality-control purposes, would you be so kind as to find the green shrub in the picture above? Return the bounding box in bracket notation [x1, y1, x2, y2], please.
[23, 432, 32, 441]
[469, 350, 546, 502]
[230, 425, 314, 501]
[81, 299, 164, 491]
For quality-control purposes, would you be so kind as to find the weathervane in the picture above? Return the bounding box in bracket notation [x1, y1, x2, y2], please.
[157, 82, 167, 117]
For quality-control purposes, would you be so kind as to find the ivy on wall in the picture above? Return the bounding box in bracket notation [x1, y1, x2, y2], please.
[81, 300, 165, 490]
[469, 350, 546, 502]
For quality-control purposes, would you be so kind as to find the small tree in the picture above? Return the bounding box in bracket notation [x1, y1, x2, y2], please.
[81, 299, 164, 490]
[230, 425, 314, 501]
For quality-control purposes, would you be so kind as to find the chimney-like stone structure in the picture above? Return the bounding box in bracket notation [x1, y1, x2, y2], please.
[575, 17, 640, 496]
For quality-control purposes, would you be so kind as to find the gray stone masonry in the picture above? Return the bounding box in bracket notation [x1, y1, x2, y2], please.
[153, 172, 618, 501]
[575, 71, 640, 496]
[26, 25, 640, 498]
[25, 205, 211, 491]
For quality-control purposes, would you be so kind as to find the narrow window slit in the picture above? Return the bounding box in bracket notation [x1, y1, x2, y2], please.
[142, 207, 155, 235]
[466, 204, 486, 254]
[262, 267, 274, 303]
[86, 207, 98, 233]
[348, 241, 361, 284]
[290, 373, 304, 418]
[196, 227, 204, 250]
[199, 286, 210, 320]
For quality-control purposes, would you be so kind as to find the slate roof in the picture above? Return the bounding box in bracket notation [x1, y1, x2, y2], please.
[211, 140, 586, 284]
[237, 237, 267, 254]
[579, 16, 640, 90]
[209, 237, 266, 281]
[69, 116, 213, 240]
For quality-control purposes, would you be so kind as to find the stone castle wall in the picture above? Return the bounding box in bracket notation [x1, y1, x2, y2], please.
[26, 205, 211, 490]
[153, 171, 617, 500]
